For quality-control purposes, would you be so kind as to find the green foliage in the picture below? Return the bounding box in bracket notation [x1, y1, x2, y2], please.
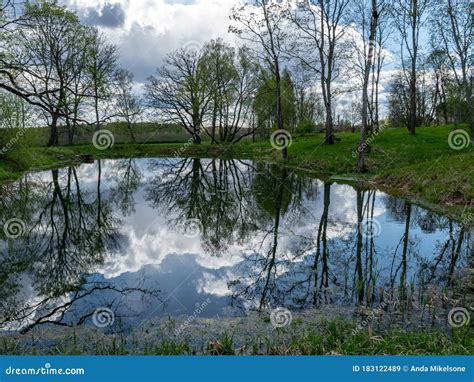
[24, 1, 79, 23]
[199, 39, 258, 143]
[149, 340, 190, 355]
[0, 93, 40, 169]
[288, 319, 472, 355]
[253, 69, 297, 136]
[296, 119, 315, 135]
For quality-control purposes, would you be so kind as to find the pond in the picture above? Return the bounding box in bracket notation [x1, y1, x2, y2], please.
[0, 158, 471, 349]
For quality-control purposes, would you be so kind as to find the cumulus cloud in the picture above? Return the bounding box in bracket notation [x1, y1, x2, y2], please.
[63, 0, 236, 82]
[82, 3, 126, 28]
[61, 0, 396, 109]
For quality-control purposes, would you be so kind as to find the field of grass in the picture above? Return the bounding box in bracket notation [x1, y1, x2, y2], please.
[0, 124, 472, 219]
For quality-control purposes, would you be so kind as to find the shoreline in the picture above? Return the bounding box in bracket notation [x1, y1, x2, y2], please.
[0, 125, 472, 221]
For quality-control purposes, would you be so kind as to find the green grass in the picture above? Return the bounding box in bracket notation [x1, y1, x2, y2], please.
[0, 124, 472, 218]
[1, 319, 471, 355]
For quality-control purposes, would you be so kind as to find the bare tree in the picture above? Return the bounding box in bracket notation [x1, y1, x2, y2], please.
[115, 69, 142, 143]
[356, 0, 382, 172]
[292, 62, 324, 129]
[87, 27, 118, 132]
[202, 41, 258, 144]
[390, 0, 430, 135]
[230, 0, 289, 158]
[432, 0, 473, 143]
[2, 2, 92, 145]
[371, 5, 392, 132]
[146, 48, 212, 144]
[288, 0, 351, 144]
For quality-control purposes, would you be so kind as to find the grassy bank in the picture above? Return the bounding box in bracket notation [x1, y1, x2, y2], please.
[1, 319, 471, 355]
[1, 124, 472, 219]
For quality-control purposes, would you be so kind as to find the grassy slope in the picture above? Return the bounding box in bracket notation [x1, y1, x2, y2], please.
[0, 124, 472, 218]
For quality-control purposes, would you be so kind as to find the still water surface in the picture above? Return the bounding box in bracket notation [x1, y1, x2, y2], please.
[0, 158, 471, 334]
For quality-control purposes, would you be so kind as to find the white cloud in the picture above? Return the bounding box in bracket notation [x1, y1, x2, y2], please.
[64, 0, 237, 81]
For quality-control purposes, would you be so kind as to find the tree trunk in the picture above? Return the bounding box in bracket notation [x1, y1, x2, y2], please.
[274, 59, 287, 160]
[356, 190, 365, 304]
[128, 122, 136, 143]
[409, 0, 418, 135]
[48, 114, 59, 147]
[193, 124, 201, 144]
[325, 94, 334, 144]
[400, 202, 412, 302]
[466, 76, 473, 145]
[357, 2, 378, 173]
[409, 69, 417, 134]
[94, 87, 100, 132]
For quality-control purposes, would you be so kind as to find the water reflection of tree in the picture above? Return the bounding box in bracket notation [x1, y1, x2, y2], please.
[424, 222, 470, 286]
[230, 166, 310, 310]
[146, 158, 262, 256]
[1, 159, 470, 333]
[229, 182, 470, 316]
[0, 163, 158, 333]
[108, 159, 142, 216]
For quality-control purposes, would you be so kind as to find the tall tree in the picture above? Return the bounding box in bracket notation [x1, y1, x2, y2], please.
[4, 2, 91, 146]
[201, 40, 258, 143]
[357, 0, 381, 172]
[146, 47, 212, 144]
[432, 0, 473, 143]
[390, 0, 430, 135]
[230, 0, 289, 159]
[87, 27, 118, 132]
[253, 69, 297, 137]
[288, 0, 351, 144]
[115, 69, 142, 143]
